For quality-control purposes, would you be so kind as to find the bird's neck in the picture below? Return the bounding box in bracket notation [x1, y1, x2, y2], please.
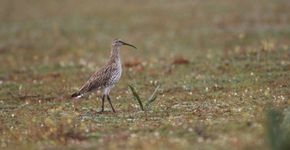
[110, 46, 121, 63]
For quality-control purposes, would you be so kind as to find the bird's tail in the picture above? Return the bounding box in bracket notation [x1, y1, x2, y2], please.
[71, 91, 81, 98]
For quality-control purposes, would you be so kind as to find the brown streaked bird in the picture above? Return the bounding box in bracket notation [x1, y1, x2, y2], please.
[71, 39, 137, 112]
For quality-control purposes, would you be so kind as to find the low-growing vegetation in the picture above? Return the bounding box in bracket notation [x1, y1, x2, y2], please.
[0, 0, 289, 149]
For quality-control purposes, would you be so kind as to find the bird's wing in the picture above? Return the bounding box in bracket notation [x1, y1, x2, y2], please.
[77, 65, 113, 94]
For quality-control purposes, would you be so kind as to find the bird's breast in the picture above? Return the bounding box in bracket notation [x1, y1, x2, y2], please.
[109, 67, 122, 85]
[107, 61, 122, 85]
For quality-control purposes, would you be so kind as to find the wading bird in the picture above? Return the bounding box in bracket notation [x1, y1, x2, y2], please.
[71, 39, 137, 112]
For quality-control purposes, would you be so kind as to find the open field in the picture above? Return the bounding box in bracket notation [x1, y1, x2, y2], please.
[0, 0, 289, 149]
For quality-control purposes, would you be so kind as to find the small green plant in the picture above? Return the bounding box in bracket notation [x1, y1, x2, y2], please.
[128, 84, 160, 111]
[128, 85, 144, 111]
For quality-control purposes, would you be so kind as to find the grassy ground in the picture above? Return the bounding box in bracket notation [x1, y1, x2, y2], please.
[0, 0, 289, 149]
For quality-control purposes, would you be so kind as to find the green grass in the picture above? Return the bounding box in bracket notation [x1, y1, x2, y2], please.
[0, 0, 290, 149]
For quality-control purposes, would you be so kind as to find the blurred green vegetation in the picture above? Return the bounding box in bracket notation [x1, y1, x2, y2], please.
[0, 0, 289, 149]
[266, 109, 290, 150]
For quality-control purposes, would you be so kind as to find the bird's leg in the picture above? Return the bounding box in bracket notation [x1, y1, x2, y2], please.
[101, 94, 105, 112]
[107, 95, 116, 113]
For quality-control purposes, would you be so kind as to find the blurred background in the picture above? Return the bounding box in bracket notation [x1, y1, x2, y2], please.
[1, 0, 289, 67]
[0, 0, 289, 149]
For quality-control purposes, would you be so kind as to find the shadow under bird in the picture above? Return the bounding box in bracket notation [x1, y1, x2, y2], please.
[71, 39, 137, 112]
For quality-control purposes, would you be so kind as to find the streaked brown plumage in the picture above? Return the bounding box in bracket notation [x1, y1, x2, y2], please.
[71, 39, 137, 112]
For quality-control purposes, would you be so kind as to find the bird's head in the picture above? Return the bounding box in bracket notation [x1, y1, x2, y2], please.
[112, 39, 137, 49]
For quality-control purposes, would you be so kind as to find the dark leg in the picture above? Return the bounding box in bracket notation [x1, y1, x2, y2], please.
[107, 95, 116, 113]
[101, 94, 105, 112]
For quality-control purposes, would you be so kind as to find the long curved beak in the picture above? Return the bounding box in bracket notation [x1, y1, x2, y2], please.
[120, 41, 137, 49]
